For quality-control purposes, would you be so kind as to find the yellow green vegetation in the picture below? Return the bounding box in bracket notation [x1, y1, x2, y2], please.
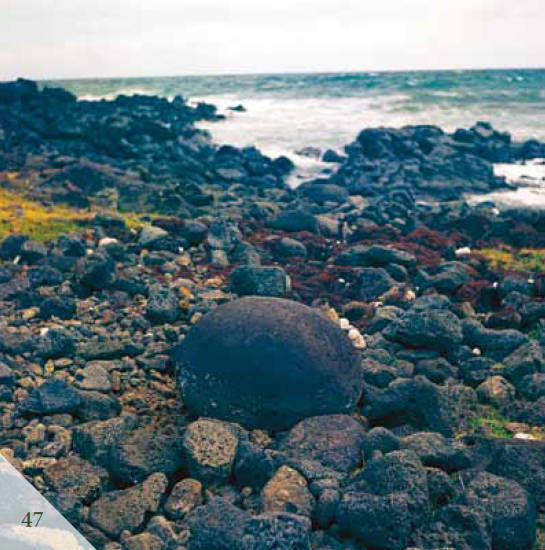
[466, 407, 545, 440]
[467, 408, 513, 438]
[0, 187, 151, 242]
[478, 248, 545, 272]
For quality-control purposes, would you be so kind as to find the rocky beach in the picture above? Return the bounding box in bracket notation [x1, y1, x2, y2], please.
[2, 77, 545, 550]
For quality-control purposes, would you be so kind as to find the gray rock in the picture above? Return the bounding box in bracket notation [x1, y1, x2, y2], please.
[335, 244, 416, 268]
[261, 466, 314, 517]
[279, 414, 366, 473]
[230, 266, 288, 297]
[164, 478, 202, 520]
[20, 378, 82, 415]
[476, 376, 516, 407]
[109, 422, 185, 484]
[76, 363, 112, 392]
[359, 267, 396, 301]
[466, 472, 536, 550]
[336, 451, 429, 550]
[183, 419, 239, 483]
[146, 285, 180, 324]
[400, 432, 471, 472]
[187, 498, 249, 550]
[384, 308, 463, 351]
[242, 512, 312, 550]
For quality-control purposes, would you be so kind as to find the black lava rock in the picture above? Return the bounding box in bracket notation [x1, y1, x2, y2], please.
[175, 297, 363, 431]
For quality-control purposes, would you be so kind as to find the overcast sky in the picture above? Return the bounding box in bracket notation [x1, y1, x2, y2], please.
[0, 0, 543, 80]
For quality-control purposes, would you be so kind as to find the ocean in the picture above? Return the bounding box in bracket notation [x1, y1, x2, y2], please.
[43, 69, 545, 203]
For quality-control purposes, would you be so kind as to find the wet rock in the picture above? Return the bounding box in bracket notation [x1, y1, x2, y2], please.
[183, 419, 239, 483]
[145, 285, 180, 324]
[466, 471, 536, 550]
[278, 414, 366, 473]
[476, 376, 516, 407]
[20, 378, 81, 415]
[164, 478, 202, 520]
[89, 473, 167, 537]
[229, 266, 288, 297]
[175, 297, 363, 430]
[262, 466, 314, 517]
[384, 308, 463, 351]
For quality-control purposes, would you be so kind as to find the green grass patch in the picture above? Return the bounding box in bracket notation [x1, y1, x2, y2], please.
[468, 408, 513, 439]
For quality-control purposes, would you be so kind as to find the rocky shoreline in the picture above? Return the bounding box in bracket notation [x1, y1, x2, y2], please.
[2, 78, 545, 550]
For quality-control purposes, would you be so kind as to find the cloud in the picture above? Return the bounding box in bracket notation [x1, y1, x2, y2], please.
[0, 0, 543, 80]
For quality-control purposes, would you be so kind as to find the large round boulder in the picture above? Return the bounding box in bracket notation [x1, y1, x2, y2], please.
[174, 297, 363, 431]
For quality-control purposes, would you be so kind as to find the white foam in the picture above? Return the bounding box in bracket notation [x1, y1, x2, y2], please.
[468, 159, 545, 208]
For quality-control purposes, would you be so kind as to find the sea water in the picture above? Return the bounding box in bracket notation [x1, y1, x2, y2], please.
[42, 69, 545, 203]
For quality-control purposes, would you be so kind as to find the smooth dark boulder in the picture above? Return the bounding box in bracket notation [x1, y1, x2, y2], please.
[175, 297, 363, 431]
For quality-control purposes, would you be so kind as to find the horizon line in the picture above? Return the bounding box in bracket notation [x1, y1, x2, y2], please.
[7, 64, 545, 84]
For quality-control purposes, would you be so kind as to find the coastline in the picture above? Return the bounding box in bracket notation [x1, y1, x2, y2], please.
[2, 78, 545, 549]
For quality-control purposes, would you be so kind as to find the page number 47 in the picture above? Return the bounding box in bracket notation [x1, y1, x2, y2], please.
[21, 512, 43, 527]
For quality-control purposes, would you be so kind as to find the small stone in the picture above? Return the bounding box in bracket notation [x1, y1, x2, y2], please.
[476, 376, 516, 407]
[121, 533, 163, 550]
[183, 419, 238, 483]
[146, 285, 180, 324]
[261, 466, 314, 517]
[164, 478, 203, 520]
[89, 473, 168, 538]
[76, 363, 112, 392]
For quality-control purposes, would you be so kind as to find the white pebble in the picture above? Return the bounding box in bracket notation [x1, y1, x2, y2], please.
[514, 433, 534, 440]
[472, 348, 482, 356]
[98, 237, 118, 247]
[455, 246, 472, 257]
[339, 318, 350, 330]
